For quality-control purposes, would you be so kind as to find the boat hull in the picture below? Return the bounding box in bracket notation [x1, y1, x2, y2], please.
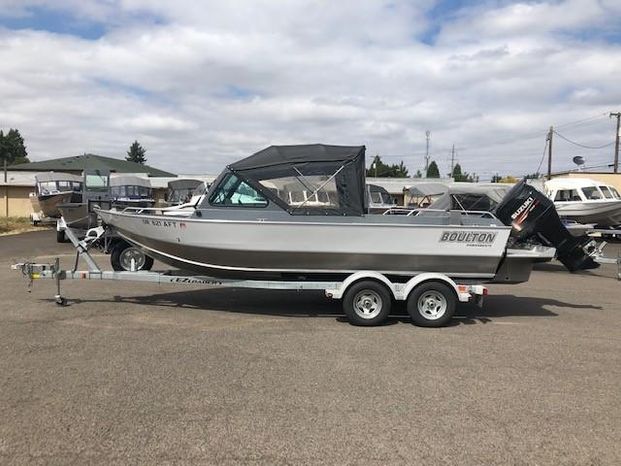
[34, 191, 80, 218]
[58, 203, 98, 230]
[98, 209, 512, 280]
[555, 200, 621, 226]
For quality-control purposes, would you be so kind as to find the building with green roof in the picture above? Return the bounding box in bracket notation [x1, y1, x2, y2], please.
[8, 153, 176, 177]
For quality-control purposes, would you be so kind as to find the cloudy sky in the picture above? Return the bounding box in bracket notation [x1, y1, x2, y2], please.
[1, 0, 621, 179]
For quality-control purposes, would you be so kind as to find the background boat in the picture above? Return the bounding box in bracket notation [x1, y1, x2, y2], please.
[545, 177, 621, 226]
[30, 172, 82, 218]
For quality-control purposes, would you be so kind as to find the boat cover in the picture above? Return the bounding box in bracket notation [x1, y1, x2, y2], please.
[429, 183, 512, 211]
[168, 179, 202, 190]
[35, 172, 82, 183]
[110, 175, 152, 187]
[229, 144, 367, 216]
[407, 181, 449, 197]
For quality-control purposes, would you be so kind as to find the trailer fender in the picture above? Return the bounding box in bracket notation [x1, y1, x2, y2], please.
[325, 271, 395, 300]
[401, 274, 468, 303]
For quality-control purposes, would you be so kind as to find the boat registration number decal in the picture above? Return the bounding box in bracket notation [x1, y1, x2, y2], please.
[440, 231, 496, 247]
[142, 219, 186, 229]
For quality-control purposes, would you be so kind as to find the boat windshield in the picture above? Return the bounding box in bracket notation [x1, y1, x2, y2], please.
[599, 186, 614, 199]
[209, 173, 268, 207]
[581, 186, 603, 200]
[369, 188, 394, 205]
[38, 180, 82, 194]
[85, 173, 109, 192]
[609, 186, 621, 199]
[111, 185, 152, 199]
[554, 189, 581, 202]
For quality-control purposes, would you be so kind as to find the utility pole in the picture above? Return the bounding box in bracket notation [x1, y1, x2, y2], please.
[547, 126, 553, 180]
[450, 144, 455, 177]
[610, 112, 620, 173]
[425, 130, 430, 174]
[3, 158, 7, 218]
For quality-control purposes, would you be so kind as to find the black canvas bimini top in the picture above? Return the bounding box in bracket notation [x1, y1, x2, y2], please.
[229, 143, 367, 216]
[229, 144, 365, 171]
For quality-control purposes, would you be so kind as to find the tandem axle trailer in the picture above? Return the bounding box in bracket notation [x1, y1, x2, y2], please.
[11, 226, 489, 327]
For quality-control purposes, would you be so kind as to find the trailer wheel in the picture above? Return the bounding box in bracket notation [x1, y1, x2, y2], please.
[56, 229, 66, 243]
[342, 280, 392, 326]
[407, 281, 456, 327]
[111, 242, 154, 272]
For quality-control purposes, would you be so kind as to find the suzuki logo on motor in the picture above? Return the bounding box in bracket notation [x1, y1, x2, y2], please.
[511, 196, 534, 220]
[440, 231, 497, 244]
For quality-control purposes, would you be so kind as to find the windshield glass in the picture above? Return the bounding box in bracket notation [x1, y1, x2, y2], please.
[209, 174, 267, 207]
[554, 189, 581, 202]
[599, 186, 613, 199]
[582, 186, 603, 200]
[111, 185, 151, 198]
[85, 173, 109, 192]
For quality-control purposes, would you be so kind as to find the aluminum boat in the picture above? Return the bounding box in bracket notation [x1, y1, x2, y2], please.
[109, 175, 155, 209]
[58, 170, 111, 230]
[30, 172, 83, 218]
[545, 177, 621, 226]
[96, 144, 573, 282]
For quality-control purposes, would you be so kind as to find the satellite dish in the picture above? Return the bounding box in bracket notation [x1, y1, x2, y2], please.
[572, 156, 585, 166]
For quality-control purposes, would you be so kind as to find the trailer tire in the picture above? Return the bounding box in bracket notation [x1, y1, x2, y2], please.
[407, 281, 456, 327]
[56, 229, 66, 243]
[342, 280, 392, 326]
[110, 242, 154, 272]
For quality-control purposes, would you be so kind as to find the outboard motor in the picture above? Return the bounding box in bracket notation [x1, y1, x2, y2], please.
[494, 180, 599, 272]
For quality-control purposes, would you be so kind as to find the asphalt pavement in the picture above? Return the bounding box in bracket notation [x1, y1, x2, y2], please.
[0, 230, 620, 464]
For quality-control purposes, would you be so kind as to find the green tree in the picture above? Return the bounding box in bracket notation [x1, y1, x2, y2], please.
[394, 161, 409, 177]
[524, 172, 541, 180]
[0, 128, 30, 165]
[426, 160, 440, 178]
[491, 174, 502, 183]
[451, 163, 474, 182]
[366, 155, 409, 178]
[413, 169, 422, 178]
[126, 140, 147, 164]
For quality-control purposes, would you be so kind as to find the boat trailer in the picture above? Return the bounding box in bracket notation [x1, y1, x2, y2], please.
[11, 226, 490, 327]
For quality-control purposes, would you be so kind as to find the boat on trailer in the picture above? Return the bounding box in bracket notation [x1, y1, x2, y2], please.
[97, 144, 559, 283]
[12, 144, 614, 327]
[30, 172, 83, 218]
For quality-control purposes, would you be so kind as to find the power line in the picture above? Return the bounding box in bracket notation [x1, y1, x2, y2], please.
[555, 112, 609, 130]
[536, 136, 548, 175]
[552, 130, 614, 149]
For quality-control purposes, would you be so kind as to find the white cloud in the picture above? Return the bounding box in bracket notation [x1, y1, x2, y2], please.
[0, 0, 620, 178]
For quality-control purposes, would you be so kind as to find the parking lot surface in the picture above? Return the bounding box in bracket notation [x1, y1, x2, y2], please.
[1, 230, 620, 464]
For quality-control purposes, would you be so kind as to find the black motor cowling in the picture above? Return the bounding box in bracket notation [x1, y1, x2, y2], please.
[494, 180, 599, 272]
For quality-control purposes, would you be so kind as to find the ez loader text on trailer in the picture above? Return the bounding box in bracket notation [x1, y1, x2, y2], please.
[12, 225, 488, 327]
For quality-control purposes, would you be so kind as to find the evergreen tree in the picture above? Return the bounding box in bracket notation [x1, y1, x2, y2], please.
[451, 163, 474, 182]
[365, 155, 409, 178]
[426, 160, 440, 178]
[394, 161, 409, 177]
[126, 140, 147, 164]
[0, 128, 30, 165]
